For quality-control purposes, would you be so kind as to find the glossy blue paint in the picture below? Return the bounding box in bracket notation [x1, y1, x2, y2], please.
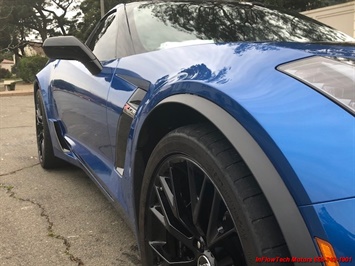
[113, 42, 355, 206]
[300, 198, 355, 262]
[41, 59, 140, 211]
[36, 39, 355, 260]
[51, 59, 116, 185]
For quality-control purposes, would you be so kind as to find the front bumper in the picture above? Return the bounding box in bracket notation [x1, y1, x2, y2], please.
[300, 197, 355, 265]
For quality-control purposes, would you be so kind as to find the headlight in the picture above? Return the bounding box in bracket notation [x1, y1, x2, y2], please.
[278, 56, 355, 114]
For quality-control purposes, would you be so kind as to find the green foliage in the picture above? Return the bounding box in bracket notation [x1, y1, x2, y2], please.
[0, 68, 12, 79]
[17, 56, 47, 83]
[0, 0, 80, 57]
[0, 51, 14, 62]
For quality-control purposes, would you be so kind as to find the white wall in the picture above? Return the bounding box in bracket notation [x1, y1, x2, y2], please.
[302, 1, 355, 37]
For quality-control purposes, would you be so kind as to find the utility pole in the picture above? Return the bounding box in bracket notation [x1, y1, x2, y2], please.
[100, 0, 105, 18]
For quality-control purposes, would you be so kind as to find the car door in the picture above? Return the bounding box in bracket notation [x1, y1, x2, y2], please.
[50, 9, 121, 189]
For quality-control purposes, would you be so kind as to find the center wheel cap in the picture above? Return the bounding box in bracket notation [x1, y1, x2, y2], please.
[197, 255, 212, 266]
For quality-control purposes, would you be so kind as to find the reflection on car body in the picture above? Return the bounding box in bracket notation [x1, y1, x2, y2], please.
[35, 1, 355, 265]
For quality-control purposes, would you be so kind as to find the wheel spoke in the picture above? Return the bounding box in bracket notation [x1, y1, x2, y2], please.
[186, 161, 199, 223]
[37, 132, 43, 141]
[193, 173, 215, 237]
[191, 174, 207, 229]
[150, 204, 167, 228]
[153, 183, 195, 250]
[208, 226, 236, 248]
[36, 109, 43, 124]
[169, 162, 197, 235]
[37, 124, 44, 158]
[149, 241, 195, 265]
[206, 189, 222, 245]
[158, 174, 177, 217]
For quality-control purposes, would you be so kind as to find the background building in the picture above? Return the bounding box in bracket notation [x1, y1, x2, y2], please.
[302, 1, 355, 37]
[0, 59, 14, 72]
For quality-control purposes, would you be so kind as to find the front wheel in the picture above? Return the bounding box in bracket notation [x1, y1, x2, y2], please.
[139, 124, 290, 265]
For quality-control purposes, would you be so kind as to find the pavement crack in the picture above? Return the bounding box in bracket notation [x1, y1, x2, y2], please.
[0, 183, 85, 265]
[0, 163, 40, 177]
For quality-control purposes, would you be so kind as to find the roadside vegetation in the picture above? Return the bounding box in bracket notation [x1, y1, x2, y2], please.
[17, 56, 48, 83]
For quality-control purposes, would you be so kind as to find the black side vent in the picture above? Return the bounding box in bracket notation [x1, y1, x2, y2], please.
[115, 88, 147, 169]
[53, 121, 71, 151]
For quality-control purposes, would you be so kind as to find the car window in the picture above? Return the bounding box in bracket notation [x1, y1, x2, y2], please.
[116, 5, 135, 58]
[87, 11, 118, 61]
[128, 2, 354, 53]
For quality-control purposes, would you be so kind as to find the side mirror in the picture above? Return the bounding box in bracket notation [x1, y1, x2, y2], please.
[42, 36, 103, 75]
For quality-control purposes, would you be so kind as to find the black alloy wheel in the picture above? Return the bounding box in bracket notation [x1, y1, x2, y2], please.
[139, 124, 290, 266]
[35, 90, 62, 169]
[35, 91, 45, 163]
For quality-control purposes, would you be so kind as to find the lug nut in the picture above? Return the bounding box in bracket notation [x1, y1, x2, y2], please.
[197, 240, 201, 249]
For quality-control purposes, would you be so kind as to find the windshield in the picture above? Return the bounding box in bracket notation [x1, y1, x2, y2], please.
[130, 1, 354, 52]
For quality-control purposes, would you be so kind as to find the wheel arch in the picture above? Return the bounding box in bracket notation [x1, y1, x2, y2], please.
[132, 101, 210, 218]
[33, 75, 53, 120]
[132, 94, 320, 264]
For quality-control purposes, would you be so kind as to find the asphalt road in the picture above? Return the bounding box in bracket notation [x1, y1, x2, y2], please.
[0, 95, 141, 266]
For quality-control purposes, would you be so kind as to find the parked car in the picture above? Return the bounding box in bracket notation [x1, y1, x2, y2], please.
[35, 1, 355, 265]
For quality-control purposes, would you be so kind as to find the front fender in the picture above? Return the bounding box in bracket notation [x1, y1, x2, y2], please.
[125, 93, 320, 264]
[156, 94, 320, 264]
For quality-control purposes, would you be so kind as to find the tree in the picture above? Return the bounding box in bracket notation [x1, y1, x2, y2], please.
[74, 0, 121, 41]
[0, 0, 80, 57]
[0, 0, 34, 57]
[0, 51, 13, 61]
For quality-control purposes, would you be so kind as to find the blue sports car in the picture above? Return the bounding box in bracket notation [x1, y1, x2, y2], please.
[35, 1, 355, 265]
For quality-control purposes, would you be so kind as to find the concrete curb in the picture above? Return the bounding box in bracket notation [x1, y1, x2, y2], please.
[0, 90, 33, 97]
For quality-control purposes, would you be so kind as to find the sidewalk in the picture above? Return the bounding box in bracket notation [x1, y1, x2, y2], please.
[0, 82, 33, 97]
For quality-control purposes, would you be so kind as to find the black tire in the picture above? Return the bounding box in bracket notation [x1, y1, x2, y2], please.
[139, 124, 290, 265]
[35, 90, 63, 169]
